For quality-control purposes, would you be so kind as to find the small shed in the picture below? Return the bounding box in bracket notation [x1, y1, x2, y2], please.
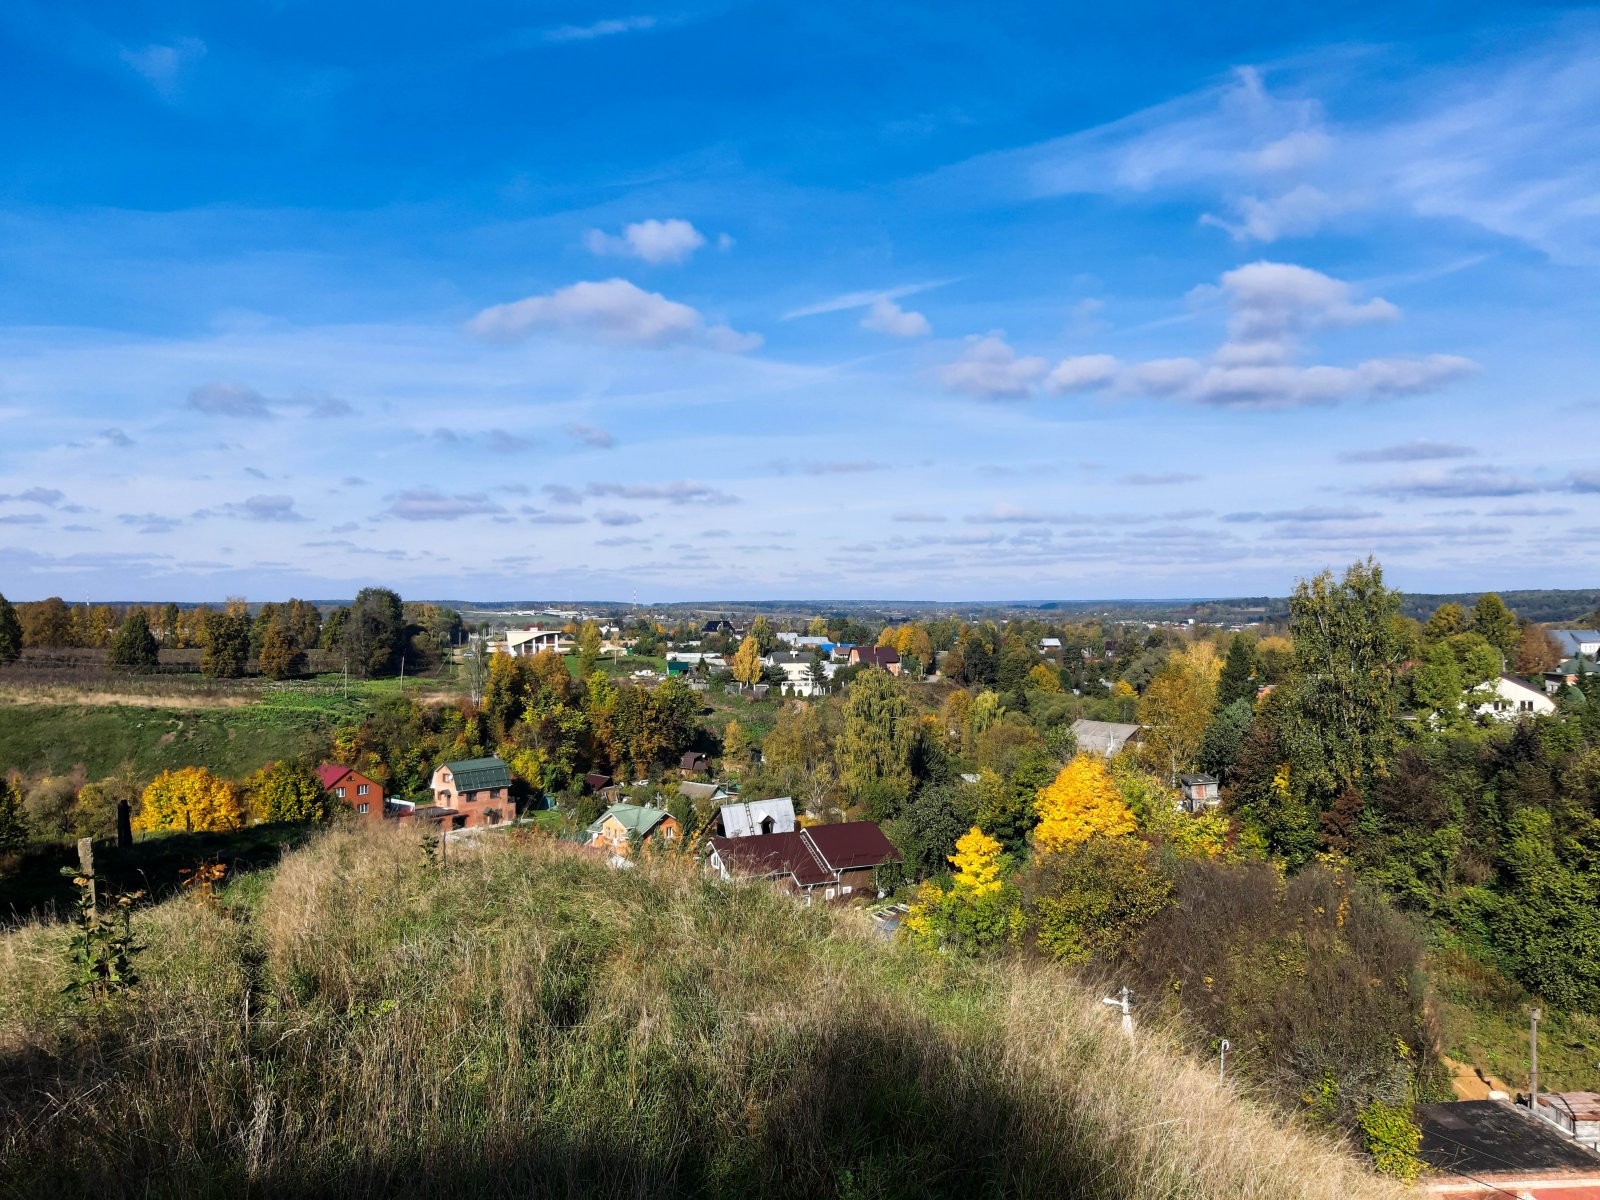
[1178, 774, 1221, 812]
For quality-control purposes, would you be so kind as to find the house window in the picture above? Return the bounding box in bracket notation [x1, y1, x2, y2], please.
[335, 787, 345, 798]
[357, 784, 369, 796]
[357, 803, 369, 814]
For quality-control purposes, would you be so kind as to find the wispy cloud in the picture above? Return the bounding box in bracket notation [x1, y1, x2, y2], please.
[543, 16, 657, 44]
[1339, 440, 1477, 463]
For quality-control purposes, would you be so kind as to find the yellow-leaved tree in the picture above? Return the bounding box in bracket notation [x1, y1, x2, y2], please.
[137, 766, 246, 833]
[1136, 642, 1220, 777]
[1025, 663, 1061, 693]
[904, 826, 1019, 951]
[730, 635, 763, 687]
[1032, 754, 1136, 856]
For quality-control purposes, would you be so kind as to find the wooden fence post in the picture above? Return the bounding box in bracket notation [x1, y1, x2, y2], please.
[116, 799, 133, 850]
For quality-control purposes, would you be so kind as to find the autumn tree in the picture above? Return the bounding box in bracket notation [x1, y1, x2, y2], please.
[1032, 754, 1137, 856]
[1027, 836, 1173, 964]
[108, 610, 160, 671]
[199, 609, 251, 678]
[247, 760, 334, 823]
[1137, 642, 1220, 778]
[721, 718, 752, 772]
[1026, 663, 1061, 693]
[730, 634, 763, 687]
[1514, 624, 1564, 675]
[258, 618, 307, 679]
[0, 593, 21, 665]
[1469, 593, 1519, 662]
[22, 596, 74, 647]
[903, 826, 1021, 953]
[137, 767, 246, 833]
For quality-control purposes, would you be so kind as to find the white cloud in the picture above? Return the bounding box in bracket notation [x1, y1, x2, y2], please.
[1201, 183, 1348, 242]
[120, 38, 206, 99]
[584, 218, 706, 264]
[566, 423, 615, 449]
[188, 381, 272, 419]
[466, 278, 760, 352]
[544, 16, 657, 43]
[385, 489, 505, 521]
[783, 279, 955, 320]
[1046, 354, 1119, 393]
[1202, 261, 1397, 365]
[937, 335, 1049, 399]
[860, 297, 931, 338]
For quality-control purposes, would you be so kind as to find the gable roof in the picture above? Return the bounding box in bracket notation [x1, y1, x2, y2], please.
[851, 645, 900, 667]
[316, 763, 354, 790]
[589, 803, 672, 837]
[719, 796, 796, 837]
[1551, 629, 1600, 657]
[709, 831, 831, 887]
[678, 781, 729, 803]
[441, 756, 512, 792]
[1070, 719, 1143, 755]
[805, 822, 901, 871]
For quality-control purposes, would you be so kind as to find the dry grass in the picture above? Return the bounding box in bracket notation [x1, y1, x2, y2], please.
[0, 687, 251, 710]
[0, 826, 1405, 1199]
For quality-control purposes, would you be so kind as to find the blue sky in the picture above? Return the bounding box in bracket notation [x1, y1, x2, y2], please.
[2, 2, 1598, 602]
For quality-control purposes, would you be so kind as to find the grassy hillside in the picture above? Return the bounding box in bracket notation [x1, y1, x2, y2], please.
[0, 827, 1405, 1199]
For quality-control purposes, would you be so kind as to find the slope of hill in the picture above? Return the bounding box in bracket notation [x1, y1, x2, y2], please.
[0, 828, 1405, 1199]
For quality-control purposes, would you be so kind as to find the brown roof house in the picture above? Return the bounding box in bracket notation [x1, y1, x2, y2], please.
[848, 645, 901, 675]
[708, 820, 901, 902]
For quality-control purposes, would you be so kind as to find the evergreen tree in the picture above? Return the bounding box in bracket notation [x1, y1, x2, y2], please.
[343, 587, 404, 678]
[0, 593, 22, 665]
[1215, 633, 1259, 710]
[108, 610, 160, 671]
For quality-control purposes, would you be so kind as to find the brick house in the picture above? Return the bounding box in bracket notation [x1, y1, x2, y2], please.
[586, 803, 681, 856]
[317, 763, 384, 820]
[428, 757, 515, 829]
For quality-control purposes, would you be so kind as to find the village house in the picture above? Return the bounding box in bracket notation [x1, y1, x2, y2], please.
[764, 648, 833, 696]
[680, 751, 711, 776]
[1473, 674, 1557, 721]
[316, 763, 384, 820]
[587, 803, 680, 856]
[1071, 719, 1144, 756]
[1543, 657, 1590, 695]
[716, 796, 796, 838]
[1417, 1099, 1600, 1198]
[428, 756, 515, 829]
[848, 645, 901, 675]
[1550, 629, 1600, 661]
[707, 821, 901, 902]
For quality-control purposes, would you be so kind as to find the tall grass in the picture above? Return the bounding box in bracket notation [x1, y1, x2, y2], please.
[0, 827, 1406, 1199]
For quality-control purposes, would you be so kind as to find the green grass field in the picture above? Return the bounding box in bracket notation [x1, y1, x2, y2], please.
[0, 674, 450, 782]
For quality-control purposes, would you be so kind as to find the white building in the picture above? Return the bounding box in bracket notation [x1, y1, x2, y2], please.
[764, 649, 835, 697]
[717, 796, 797, 838]
[1472, 675, 1556, 721]
[499, 627, 573, 657]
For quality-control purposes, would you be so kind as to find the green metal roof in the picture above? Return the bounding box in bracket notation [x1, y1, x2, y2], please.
[442, 757, 512, 792]
[587, 803, 671, 837]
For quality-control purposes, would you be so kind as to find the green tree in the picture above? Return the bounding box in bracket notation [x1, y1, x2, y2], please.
[1026, 835, 1172, 964]
[1423, 602, 1466, 643]
[892, 782, 974, 880]
[107, 610, 160, 671]
[0, 593, 21, 665]
[1287, 559, 1404, 804]
[1469, 592, 1519, 662]
[0, 775, 28, 857]
[247, 761, 335, 823]
[750, 615, 776, 653]
[1200, 697, 1254, 781]
[837, 669, 916, 809]
[576, 620, 602, 678]
[1409, 640, 1464, 720]
[199, 610, 251, 678]
[343, 587, 403, 677]
[1215, 633, 1259, 710]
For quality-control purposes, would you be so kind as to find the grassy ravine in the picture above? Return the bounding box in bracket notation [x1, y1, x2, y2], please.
[0, 828, 1403, 1200]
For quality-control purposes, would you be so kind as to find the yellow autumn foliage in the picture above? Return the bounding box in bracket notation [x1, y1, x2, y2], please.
[136, 766, 246, 833]
[949, 826, 1005, 895]
[1032, 754, 1136, 856]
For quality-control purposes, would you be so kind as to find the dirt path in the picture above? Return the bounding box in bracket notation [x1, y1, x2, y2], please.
[1443, 1053, 1514, 1100]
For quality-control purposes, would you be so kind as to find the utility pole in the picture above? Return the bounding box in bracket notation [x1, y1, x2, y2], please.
[1530, 1006, 1542, 1111]
[1102, 986, 1134, 1036]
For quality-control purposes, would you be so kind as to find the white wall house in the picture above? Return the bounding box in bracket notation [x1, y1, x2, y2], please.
[1473, 675, 1556, 721]
[764, 649, 835, 697]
